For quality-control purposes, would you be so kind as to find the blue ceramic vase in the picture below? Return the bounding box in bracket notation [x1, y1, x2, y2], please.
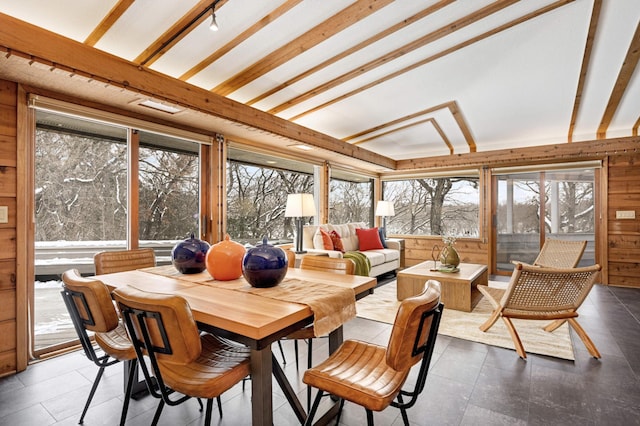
[172, 233, 211, 274]
[242, 236, 288, 288]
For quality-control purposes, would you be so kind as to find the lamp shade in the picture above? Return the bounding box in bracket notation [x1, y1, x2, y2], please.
[375, 200, 395, 217]
[285, 193, 316, 217]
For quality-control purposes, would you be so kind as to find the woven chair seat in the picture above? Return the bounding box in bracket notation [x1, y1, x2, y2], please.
[478, 263, 601, 359]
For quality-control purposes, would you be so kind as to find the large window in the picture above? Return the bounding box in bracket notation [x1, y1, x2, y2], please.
[382, 175, 480, 236]
[33, 109, 203, 354]
[226, 148, 315, 245]
[329, 169, 373, 224]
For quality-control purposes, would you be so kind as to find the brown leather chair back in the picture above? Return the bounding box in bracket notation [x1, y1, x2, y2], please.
[286, 249, 296, 268]
[94, 248, 156, 275]
[113, 285, 202, 365]
[61, 269, 119, 333]
[386, 280, 441, 371]
[300, 255, 355, 275]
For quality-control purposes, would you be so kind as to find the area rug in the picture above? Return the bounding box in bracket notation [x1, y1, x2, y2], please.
[356, 281, 575, 360]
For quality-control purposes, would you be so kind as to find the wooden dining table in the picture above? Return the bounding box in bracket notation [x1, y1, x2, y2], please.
[95, 265, 377, 426]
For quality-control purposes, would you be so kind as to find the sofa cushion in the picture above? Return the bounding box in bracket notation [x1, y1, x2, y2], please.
[313, 228, 333, 250]
[356, 227, 384, 251]
[329, 223, 358, 252]
[303, 224, 327, 250]
[359, 250, 386, 267]
[378, 227, 388, 248]
[378, 248, 400, 263]
[329, 230, 345, 252]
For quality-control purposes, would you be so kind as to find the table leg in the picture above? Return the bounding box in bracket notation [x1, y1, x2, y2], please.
[272, 354, 306, 423]
[328, 326, 343, 353]
[251, 347, 273, 426]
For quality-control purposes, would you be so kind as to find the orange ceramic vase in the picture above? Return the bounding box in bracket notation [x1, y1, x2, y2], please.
[205, 234, 246, 280]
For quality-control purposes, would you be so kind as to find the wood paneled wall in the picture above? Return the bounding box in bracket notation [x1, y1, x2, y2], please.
[608, 154, 640, 287]
[0, 79, 18, 375]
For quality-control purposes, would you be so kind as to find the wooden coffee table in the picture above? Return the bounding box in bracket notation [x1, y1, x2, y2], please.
[397, 262, 488, 312]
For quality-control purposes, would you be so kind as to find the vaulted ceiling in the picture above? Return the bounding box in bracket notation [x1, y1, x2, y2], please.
[0, 0, 638, 171]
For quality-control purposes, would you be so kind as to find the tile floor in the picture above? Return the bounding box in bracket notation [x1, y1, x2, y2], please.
[1, 283, 639, 426]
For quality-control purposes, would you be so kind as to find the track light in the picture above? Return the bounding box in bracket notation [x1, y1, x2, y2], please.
[209, 3, 219, 31]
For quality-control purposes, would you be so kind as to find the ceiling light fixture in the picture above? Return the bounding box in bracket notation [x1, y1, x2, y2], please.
[209, 1, 219, 31]
[139, 99, 182, 114]
[288, 144, 313, 151]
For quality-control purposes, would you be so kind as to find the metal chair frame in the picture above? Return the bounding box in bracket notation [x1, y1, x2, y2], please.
[304, 297, 443, 426]
[61, 286, 137, 425]
[118, 304, 221, 426]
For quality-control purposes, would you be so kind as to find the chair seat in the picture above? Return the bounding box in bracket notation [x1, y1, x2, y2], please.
[95, 323, 136, 361]
[159, 334, 251, 399]
[303, 340, 408, 412]
[478, 285, 581, 319]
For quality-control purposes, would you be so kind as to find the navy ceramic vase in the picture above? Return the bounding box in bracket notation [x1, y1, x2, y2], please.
[242, 236, 288, 288]
[172, 233, 211, 274]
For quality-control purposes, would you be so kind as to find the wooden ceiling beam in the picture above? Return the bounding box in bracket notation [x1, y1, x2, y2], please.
[269, 0, 518, 116]
[246, 0, 454, 106]
[287, 0, 574, 122]
[567, 0, 601, 142]
[0, 12, 396, 170]
[180, 0, 303, 82]
[134, 0, 224, 67]
[84, 0, 135, 46]
[597, 20, 640, 139]
[352, 117, 455, 155]
[211, 0, 394, 96]
[395, 136, 640, 171]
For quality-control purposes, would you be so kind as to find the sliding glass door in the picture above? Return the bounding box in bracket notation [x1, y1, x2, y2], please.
[494, 167, 595, 273]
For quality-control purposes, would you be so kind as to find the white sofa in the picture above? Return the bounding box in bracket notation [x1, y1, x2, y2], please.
[301, 222, 400, 277]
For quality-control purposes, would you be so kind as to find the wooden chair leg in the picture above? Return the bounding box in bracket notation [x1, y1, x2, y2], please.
[501, 317, 527, 359]
[479, 309, 501, 332]
[544, 319, 567, 332]
[567, 318, 601, 358]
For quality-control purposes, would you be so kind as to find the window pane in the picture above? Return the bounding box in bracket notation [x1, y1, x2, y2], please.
[329, 169, 373, 224]
[383, 177, 479, 236]
[227, 152, 314, 245]
[496, 174, 541, 268]
[35, 114, 128, 242]
[138, 132, 199, 243]
[35, 110, 128, 352]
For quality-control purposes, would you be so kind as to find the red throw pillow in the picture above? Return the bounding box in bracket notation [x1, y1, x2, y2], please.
[356, 227, 384, 251]
[319, 228, 333, 250]
[329, 230, 345, 253]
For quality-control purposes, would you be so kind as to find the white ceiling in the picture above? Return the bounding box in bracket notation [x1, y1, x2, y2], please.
[0, 0, 638, 165]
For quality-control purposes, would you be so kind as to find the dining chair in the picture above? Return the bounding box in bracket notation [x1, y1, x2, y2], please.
[60, 269, 137, 426]
[478, 262, 602, 359]
[94, 248, 156, 275]
[113, 285, 251, 426]
[303, 280, 443, 426]
[288, 256, 356, 366]
[281, 255, 356, 409]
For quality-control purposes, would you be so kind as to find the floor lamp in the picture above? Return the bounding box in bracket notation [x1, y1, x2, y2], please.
[285, 193, 316, 254]
[375, 200, 395, 240]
